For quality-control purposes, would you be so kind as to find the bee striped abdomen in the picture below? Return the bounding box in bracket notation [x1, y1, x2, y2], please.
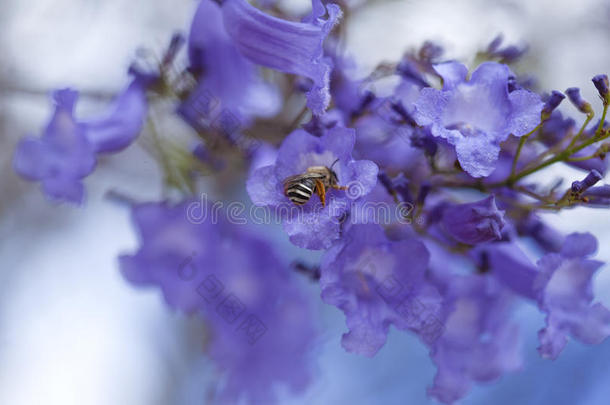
[285, 178, 315, 205]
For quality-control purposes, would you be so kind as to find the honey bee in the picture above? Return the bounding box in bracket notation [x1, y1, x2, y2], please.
[283, 159, 347, 206]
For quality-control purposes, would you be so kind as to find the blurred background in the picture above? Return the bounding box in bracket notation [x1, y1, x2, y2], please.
[1, 0, 610, 404]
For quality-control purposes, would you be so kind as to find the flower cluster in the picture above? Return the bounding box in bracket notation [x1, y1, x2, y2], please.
[13, 0, 610, 404]
[120, 201, 316, 403]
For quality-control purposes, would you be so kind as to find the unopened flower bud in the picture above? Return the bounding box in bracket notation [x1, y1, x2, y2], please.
[571, 170, 602, 193]
[566, 87, 593, 114]
[592, 74, 609, 104]
[542, 91, 565, 118]
[441, 195, 505, 245]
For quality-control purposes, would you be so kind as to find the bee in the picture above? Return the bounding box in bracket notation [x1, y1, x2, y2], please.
[283, 159, 347, 207]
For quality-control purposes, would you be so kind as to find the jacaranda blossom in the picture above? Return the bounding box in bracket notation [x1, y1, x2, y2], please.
[247, 126, 378, 249]
[13, 70, 152, 203]
[426, 274, 522, 404]
[320, 224, 442, 356]
[13, 89, 95, 203]
[483, 233, 610, 359]
[180, 0, 280, 129]
[221, 0, 341, 115]
[534, 233, 610, 359]
[414, 61, 543, 177]
[441, 195, 505, 245]
[120, 201, 317, 404]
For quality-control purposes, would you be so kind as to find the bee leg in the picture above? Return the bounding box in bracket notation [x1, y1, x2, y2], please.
[315, 179, 326, 207]
[332, 184, 348, 191]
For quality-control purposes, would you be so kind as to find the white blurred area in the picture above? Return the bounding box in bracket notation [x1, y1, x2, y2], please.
[0, 1, 204, 405]
[0, 0, 609, 405]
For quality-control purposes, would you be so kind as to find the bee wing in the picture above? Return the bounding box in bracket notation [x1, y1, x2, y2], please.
[282, 173, 324, 187]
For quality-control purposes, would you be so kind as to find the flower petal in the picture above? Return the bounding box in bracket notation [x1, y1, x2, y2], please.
[83, 77, 148, 153]
[13, 88, 96, 203]
[320, 126, 355, 164]
[434, 61, 468, 90]
[454, 135, 501, 178]
[42, 176, 86, 204]
[274, 129, 322, 180]
[246, 165, 285, 206]
[13, 137, 49, 180]
[283, 199, 344, 249]
[187, 0, 280, 119]
[221, 0, 341, 115]
[560, 232, 598, 258]
[507, 89, 544, 137]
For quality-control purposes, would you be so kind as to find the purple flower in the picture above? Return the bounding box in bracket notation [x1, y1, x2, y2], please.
[422, 241, 526, 403]
[414, 61, 543, 177]
[13, 89, 95, 203]
[441, 195, 505, 245]
[427, 275, 522, 404]
[221, 0, 341, 115]
[319, 224, 442, 356]
[246, 126, 378, 249]
[534, 233, 610, 359]
[120, 201, 317, 404]
[483, 233, 610, 360]
[14, 71, 151, 203]
[180, 0, 280, 129]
